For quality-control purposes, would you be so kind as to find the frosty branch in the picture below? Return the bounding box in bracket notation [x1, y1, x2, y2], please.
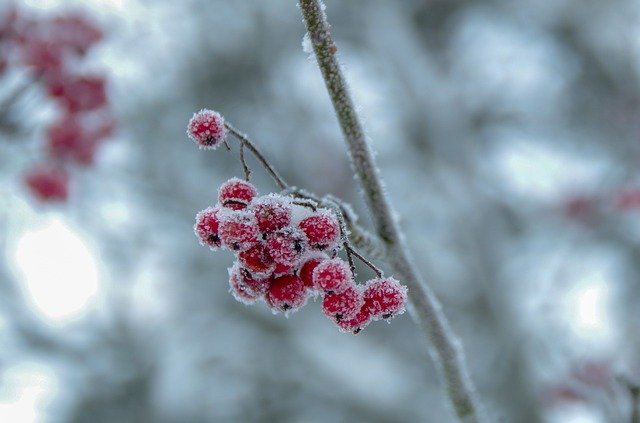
[298, 0, 484, 421]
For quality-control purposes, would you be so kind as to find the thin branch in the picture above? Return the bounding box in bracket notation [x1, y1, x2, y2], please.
[239, 141, 251, 181]
[299, 1, 484, 421]
[345, 245, 383, 278]
[225, 123, 288, 190]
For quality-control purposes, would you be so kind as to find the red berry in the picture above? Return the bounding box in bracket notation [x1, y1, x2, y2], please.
[218, 177, 257, 210]
[266, 274, 307, 313]
[21, 38, 63, 74]
[336, 305, 372, 334]
[273, 262, 295, 277]
[238, 243, 275, 277]
[322, 284, 362, 321]
[250, 194, 292, 234]
[47, 74, 107, 112]
[298, 210, 341, 250]
[46, 114, 97, 165]
[265, 227, 307, 267]
[24, 165, 69, 202]
[49, 15, 102, 55]
[238, 266, 272, 297]
[312, 258, 352, 294]
[218, 210, 260, 252]
[229, 265, 259, 305]
[299, 253, 328, 289]
[194, 206, 222, 250]
[187, 109, 226, 149]
[363, 278, 407, 320]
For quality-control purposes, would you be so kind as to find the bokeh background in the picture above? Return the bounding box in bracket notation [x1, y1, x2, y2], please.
[1, 0, 638, 421]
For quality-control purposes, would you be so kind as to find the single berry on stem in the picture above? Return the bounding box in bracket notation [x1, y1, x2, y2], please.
[238, 266, 272, 297]
[194, 206, 222, 250]
[218, 177, 257, 210]
[187, 108, 227, 149]
[312, 257, 353, 295]
[363, 278, 407, 320]
[250, 194, 292, 234]
[218, 210, 260, 252]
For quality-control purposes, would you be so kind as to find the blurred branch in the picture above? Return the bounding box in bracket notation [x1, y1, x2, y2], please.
[298, 0, 483, 421]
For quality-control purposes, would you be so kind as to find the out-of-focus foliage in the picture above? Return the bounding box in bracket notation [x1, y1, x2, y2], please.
[1, 0, 639, 421]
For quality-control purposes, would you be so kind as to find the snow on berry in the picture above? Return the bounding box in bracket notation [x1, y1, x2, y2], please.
[250, 194, 292, 234]
[336, 305, 373, 334]
[265, 227, 308, 267]
[194, 206, 222, 250]
[238, 267, 272, 297]
[363, 278, 408, 320]
[322, 283, 362, 322]
[187, 109, 226, 149]
[229, 264, 259, 305]
[273, 262, 295, 277]
[266, 274, 307, 313]
[24, 165, 69, 202]
[298, 209, 341, 250]
[218, 177, 257, 210]
[299, 252, 328, 289]
[218, 209, 260, 252]
[312, 257, 352, 294]
[238, 243, 275, 277]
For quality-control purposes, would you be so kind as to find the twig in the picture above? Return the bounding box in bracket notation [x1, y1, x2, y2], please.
[299, 1, 484, 421]
[239, 141, 251, 181]
[345, 245, 383, 278]
[225, 123, 288, 190]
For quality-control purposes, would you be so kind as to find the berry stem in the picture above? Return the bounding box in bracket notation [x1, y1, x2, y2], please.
[299, 1, 484, 421]
[225, 123, 288, 190]
[239, 141, 251, 181]
[345, 245, 382, 278]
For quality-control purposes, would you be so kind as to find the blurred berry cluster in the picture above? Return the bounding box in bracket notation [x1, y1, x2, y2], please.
[0, 6, 114, 202]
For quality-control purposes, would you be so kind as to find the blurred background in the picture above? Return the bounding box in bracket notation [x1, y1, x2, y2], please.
[0, 0, 638, 421]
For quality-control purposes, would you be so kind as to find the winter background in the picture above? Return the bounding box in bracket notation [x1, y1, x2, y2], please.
[0, 0, 638, 422]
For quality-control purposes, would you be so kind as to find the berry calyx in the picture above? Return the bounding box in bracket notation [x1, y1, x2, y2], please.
[266, 274, 307, 313]
[187, 109, 226, 149]
[298, 209, 341, 250]
[322, 284, 362, 321]
[218, 177, 257, 210]
[363, 278, 407, 320]
[312, 258, 352, 294]
[194, 206, 222, 250]
[265, 227, 307, 267]
[250, 194, 292, 234]
[218, 210, 260, 252]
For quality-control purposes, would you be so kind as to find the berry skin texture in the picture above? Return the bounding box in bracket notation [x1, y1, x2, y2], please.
[363, 278, 408, 320]
[337, 305, 372, 334]
[187, 109, 226, 149]
[312, 258, 353, 295]
[238, 243, 275, 277]
[298, 210, 341, 250]
[194, 206, 222, 250]
[299, 253, 328, 289]
[218, 177, 257, 210]
[250, 194, 292, 234]
[218, 210, 260, 252]
[266, 274, 307, 313]
[322, 284, 362, 321]
[238, 267, 272, 297]
[229, 265, 259, 305]
[265, 227, 308, 267]
[24, 166, 69, 202]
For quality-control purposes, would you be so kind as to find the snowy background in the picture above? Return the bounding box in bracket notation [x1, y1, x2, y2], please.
[1, 0, 639, 421]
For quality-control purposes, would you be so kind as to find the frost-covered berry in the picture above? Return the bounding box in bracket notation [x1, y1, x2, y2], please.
[218, 210, 260, 252]
[322, 284, 362, 321]
[218, 177, 257, 210]
[363, 278, 407, 320]
[250, 194, 292, 234]
[265, 227, 308, 267]
[24, 165, 69, 202]
[273, 262, 295, 277]
[266, 274, 307, 313]
[229, 265, 259, 305]
[298, 210, 341, 250]
[299, 253, 328, 289]
[187, 109, 226, 149]
[238, 243, 275, 277]
[312, 258, 352, 294]
[238, 266, 272, 296]
[194, 206, 222, 250]
[337, 306, 372, 334]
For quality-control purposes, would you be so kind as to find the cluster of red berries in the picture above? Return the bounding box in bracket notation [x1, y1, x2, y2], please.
[0, 6, 114, 202]
[194, 176, 407, 334]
